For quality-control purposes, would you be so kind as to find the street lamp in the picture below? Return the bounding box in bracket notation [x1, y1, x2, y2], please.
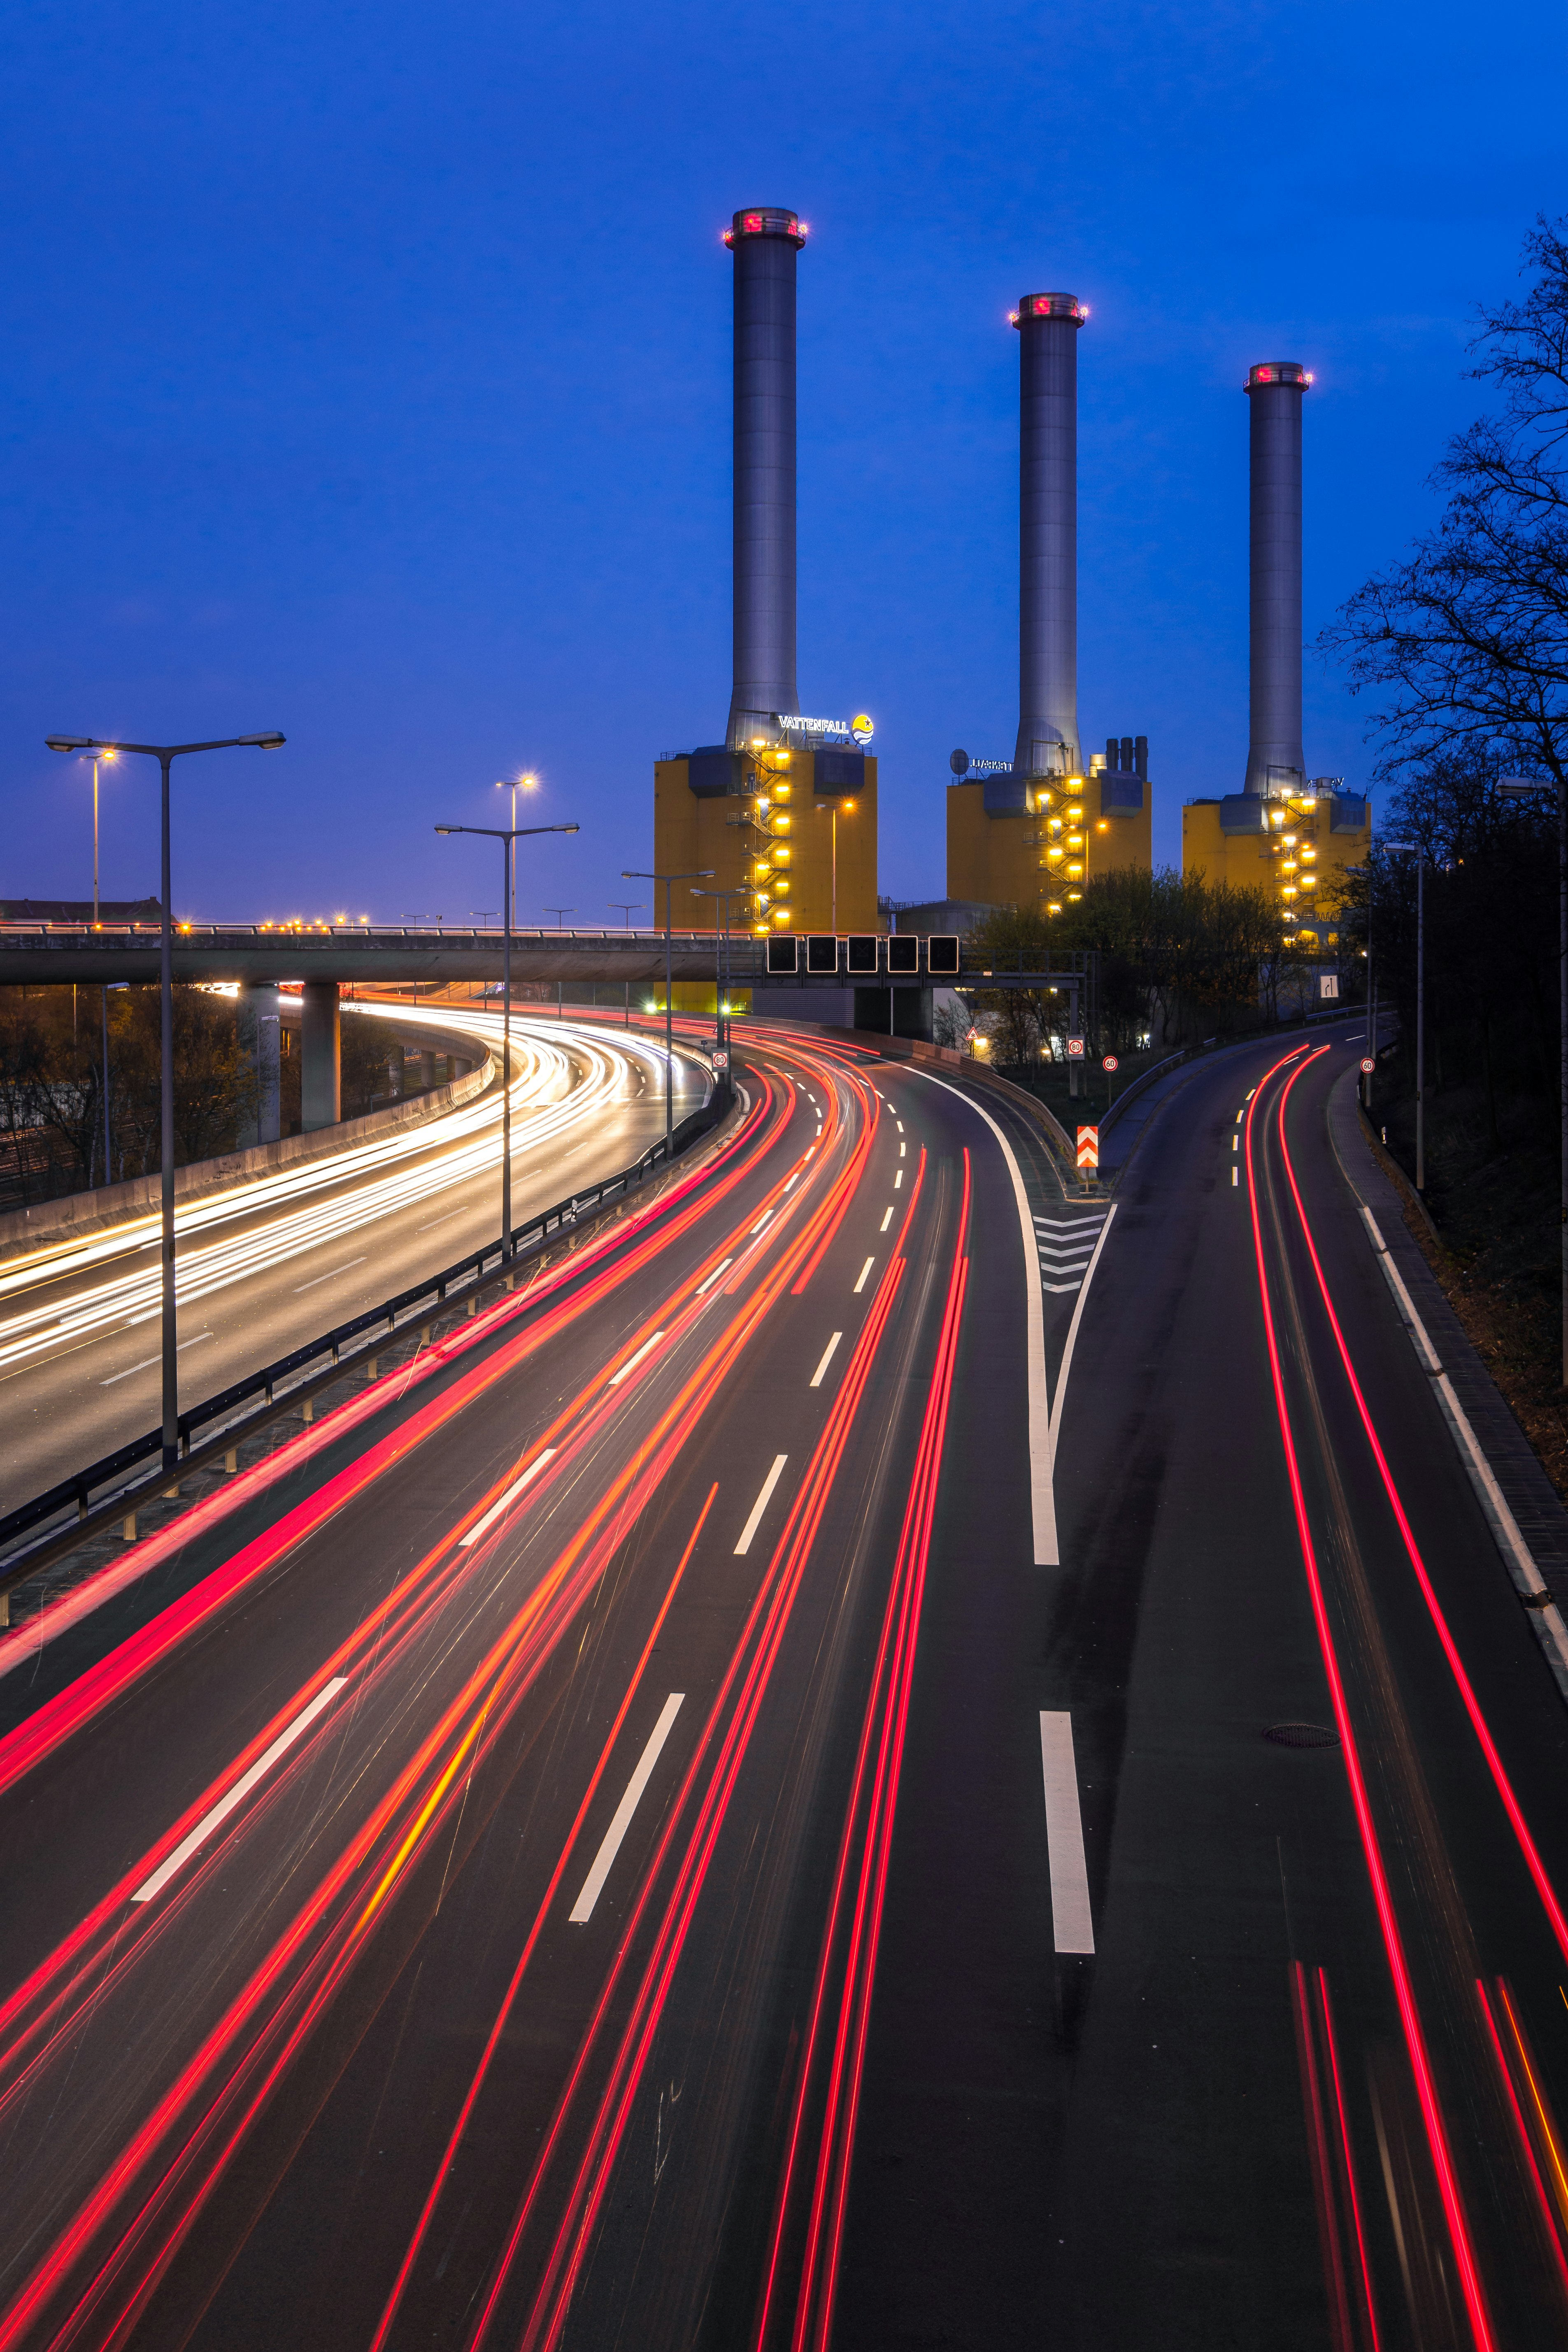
[1498, 774, 1568, 1384]
[495, 775, 538, 916]
[1383, 841, 1427, 1195]
[75, 748, 117, 1182]
[436, 819, 579, 1261]
[691, 885, 747, 1053]
[622, 868, 714, 1140]
[815, 797, 856, 936]
[47, 731, 285, 1473]
[609, 904, 644, 1028]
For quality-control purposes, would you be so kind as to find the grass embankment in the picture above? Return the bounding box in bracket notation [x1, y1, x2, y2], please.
[1372, 1040, 1568, 1500]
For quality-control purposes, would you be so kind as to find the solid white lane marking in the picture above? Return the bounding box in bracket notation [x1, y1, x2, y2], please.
[879, 1207, 894, 1232]
[293, 1256, 368, 1293]
[458, 1449, 559, 1545]
[569, 1693, 685, 1924]
[1231, 1166, 1239, 1187]
[853, 1257, 875, 1293]
[750, 1211, 775, 1235]
[609, 1331, 665, 1387]
[101, 1331, 212, 1385]
[695, 1258, 734, 1295]
[1040, 1712, 1094, 1952]
[133, 1678, 349, 1903]
[810, 1332, 842, 1388]
[735, 1454, 789, 1555]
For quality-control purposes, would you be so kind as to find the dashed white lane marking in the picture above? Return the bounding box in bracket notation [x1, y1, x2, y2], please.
[695, 1258, 734, 1295]
[1231, 1135, 1239, 1151]
[750, 1211, 775, 1235]
[894, 1170, 903, 1189]
[853, 1257, 875, 1294]
[784, 1173, 800, 1192]
[133, 1678, 350, 1903]
[102, 1331, 212, 1385]
[1231, 1167, 1239, 1187]
[810, 1333, 842, 1389]
[1039, 1710, 1095, 1954]
[416, 1209, 465, 1231]
[459, 1449, 559, 1545]
[293, 1256, 368, 1293]
[898, 1141, 906, 1157]
[569, 1694, 685, 1924]
[879, 1207, 894, 1232]
[609, 1332, 665, 1387]
[735, 1454, 789, 1556]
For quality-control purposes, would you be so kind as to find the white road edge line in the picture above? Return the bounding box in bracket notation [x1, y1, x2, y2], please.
[1359, 1205, 1568, 1681]
[853, 1257, 875, 1293]
[695, 1258, 734, 1296]
[102, 1331, 212, 1386]
[1039, 1710, 1094, 1953]
[913, 1070, 1057, 1565]
[458, 1448, 559, 1545]
[133, 1677, 350, 1903]
[735, 1454, 789, 1555]
[810, 1333, 843, 1388]
[292, 1256, 368, 1293]
[569, 1693, 685, 1924]
[609, 1331, 665, 1387]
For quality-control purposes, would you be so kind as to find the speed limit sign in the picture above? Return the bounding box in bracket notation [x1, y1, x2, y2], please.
[1360, 1057, 1375, 1074]
[1102, 1054, 1119, 1072]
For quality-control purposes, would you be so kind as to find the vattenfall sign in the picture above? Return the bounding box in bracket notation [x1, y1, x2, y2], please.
[774, 712, 875, 746]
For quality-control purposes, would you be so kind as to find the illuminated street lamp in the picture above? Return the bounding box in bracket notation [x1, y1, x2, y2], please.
[436, 818, 579, 1259]
[74, 747, 117, 1182]
[1497, 774, 1568, 1382]
[622, 868, 714, 1140]
[47, 731, 285, 1473]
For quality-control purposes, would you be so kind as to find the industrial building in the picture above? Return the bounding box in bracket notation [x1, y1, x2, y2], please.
[653, 208, 879, 941]
[946, 292, 1154, 917]
[1182, 361, 1370, 943]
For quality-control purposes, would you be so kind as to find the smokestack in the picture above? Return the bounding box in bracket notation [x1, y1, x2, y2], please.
[724, 207, 806, 750]
[1012, 291, 1085, 783]
[1243, 360, 1311, 794]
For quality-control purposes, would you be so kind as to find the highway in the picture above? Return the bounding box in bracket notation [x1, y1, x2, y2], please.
[0, 1015, 1565, 2347]
[0, 1004, 703, 1517]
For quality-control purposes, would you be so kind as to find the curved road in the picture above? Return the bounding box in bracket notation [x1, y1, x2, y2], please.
[0, 1018, 1563, 2347]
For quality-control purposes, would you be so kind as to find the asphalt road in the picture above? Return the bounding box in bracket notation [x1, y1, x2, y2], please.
[0, 1013, 1564, 2349]
[0, 1006, 701, 1517]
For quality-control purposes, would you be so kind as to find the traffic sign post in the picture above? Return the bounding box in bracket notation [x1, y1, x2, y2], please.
[1360, 1052, 1375, 1111]
[1102, 1051, 1119, 1111]
[1067, 1033, 1085, 1101]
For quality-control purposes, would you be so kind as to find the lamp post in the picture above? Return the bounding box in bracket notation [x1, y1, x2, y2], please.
[691, 885, 746, 1052]
[47, 732, 285, 1472]
[77, 748, 117, 1182]
[1384, 841, 1427, 1195]
[1498, 774, 1568, 1384]
[436, 819, 579, 1261]
[814, 796, 856, 935]
[494, 774, 537, 928]
[610, 904, 644, 1028]
[622, 868, 714, 1140]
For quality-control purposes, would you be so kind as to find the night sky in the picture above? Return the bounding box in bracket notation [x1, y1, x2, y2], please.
[2, 0, 1559, 926]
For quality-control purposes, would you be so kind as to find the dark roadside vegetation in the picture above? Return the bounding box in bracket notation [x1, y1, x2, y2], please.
[0, 985, 395, 1212]
[1317, 214, 1568, 1497]
[951, 871, 1340, 1132]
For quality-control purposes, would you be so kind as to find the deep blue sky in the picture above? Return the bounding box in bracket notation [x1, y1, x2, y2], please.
[2, 0, 1561, 923]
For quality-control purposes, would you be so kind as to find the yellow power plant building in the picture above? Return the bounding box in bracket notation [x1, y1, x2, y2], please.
[654, 739, 879, 938]
[947, 738, 1153, 914]
[1181, 781, 1370, 948]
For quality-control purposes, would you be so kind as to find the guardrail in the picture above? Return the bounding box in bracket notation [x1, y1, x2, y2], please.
[0, 1081, 730, 1608]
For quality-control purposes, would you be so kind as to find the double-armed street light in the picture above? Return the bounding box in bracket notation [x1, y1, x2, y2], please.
[622, 868, 714, 1141]
[47, 731, 286, 1473]
[435, 817, 579, 1260]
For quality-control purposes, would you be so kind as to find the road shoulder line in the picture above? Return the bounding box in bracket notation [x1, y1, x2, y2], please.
[1325, 1068, 1568, 1703]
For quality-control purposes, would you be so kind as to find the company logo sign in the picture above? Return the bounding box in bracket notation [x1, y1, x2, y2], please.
[774, 712, 873, 745]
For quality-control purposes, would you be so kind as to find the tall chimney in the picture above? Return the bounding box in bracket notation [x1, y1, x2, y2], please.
[1012, 291, 1085, 783]
[724, 208, 806, 750]
[1243, 360, 1310, 794]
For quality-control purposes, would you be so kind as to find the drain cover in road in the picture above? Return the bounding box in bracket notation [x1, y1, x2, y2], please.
[1263, 1722, 1340, 1748]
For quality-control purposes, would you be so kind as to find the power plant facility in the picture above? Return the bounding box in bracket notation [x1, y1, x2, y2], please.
[1181, 361, 1369, 945]
[654, 207, 879, 942]
[946, 292, 1153, 915]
